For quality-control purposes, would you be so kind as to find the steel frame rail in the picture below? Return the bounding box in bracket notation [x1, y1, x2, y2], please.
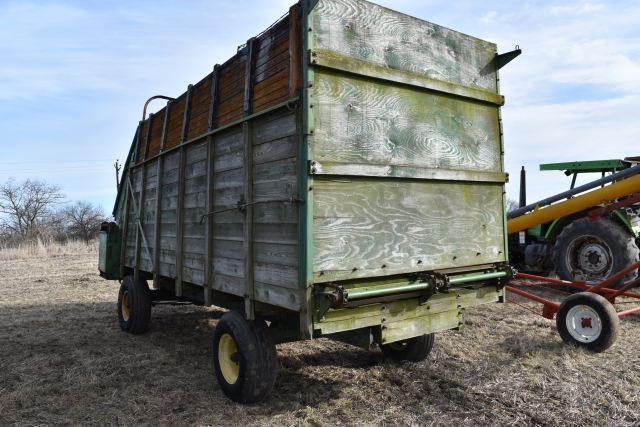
[506, 260, 640, 319]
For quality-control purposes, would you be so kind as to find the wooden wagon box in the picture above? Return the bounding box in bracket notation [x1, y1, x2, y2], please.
[100, 0, 517, 402]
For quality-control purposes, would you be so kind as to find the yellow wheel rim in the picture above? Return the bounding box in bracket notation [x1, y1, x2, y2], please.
[121, 290, 130, 322]
[218, 333, 240, 385]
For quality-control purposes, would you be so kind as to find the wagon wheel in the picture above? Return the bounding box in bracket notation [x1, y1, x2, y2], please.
[381, 333, 435, 362]
[212, 311, 278, 403]
[117, 275, 152, 334]
[556, 292, 619, 352]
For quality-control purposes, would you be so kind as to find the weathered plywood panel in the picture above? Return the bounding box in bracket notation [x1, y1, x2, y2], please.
[158, 151, 180, 276]
[311, 70, 501, 173]
[312, 178, 506, 282]
[310, 0, 497, 92]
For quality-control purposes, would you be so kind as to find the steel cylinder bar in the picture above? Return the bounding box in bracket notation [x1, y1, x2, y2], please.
[346, 282, 431, 300]
[505, 286, 560, 309]
[449, 271, 507, 285]
[508, 163, 640, 219]
[507, 173, 640, 234]
[587, 261, 640, 294]
[617, 306, 640, 317]
[346, 271, 507, 301]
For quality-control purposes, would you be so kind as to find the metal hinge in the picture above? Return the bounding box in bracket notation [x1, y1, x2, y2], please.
[309, 160, 322, 174]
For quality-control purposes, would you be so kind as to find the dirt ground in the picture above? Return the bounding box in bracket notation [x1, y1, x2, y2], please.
[1, 252, 640, 426]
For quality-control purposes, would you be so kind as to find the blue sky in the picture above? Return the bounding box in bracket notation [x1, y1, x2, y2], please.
[1, 0, 639, 215]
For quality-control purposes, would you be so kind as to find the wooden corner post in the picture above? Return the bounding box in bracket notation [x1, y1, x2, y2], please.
[175, 85, 193, 297]
[153, 101, 172, 284]
[203, 65, 220, 307]
[243, 38, 257, 319]
[134, 114, 153, 283]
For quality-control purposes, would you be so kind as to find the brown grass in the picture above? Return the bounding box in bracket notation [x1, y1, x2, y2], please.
[0, 239, 97, 261]
[1, 249, 640, 426]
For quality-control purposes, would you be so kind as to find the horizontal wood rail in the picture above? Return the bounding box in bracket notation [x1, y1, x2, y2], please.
[309, 49, 505, 106]
[126, 96, 299, 171]
[309, 161, 508, 183]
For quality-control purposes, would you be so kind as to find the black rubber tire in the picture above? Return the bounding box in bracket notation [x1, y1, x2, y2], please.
[381, 333, 435, 362]
[117, 275, 152, 334]
[556, 292, 619, 352]
[212, 311, 278, 403]
[552, 218, 639, 286]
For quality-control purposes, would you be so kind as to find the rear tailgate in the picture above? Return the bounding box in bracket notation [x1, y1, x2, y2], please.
[306, 0, 508, 284]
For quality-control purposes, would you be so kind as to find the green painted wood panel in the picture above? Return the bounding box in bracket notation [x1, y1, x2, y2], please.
[311, 69, 502, 173]
[310, 0, 498, 92]
[312, 178, 506, 282]
[307, 0, 507, 285]
[317, 285, 501, 336]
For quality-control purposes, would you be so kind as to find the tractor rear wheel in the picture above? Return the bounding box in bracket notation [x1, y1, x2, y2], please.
[552, 218, 639, 286]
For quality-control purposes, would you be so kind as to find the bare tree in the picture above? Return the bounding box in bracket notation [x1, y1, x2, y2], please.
[62, 201, 107, 242]
[0, 178, 65, 240]
[506, 198, 520, 213]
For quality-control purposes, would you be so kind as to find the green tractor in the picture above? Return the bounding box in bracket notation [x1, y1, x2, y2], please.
[508, 157, 640, 284]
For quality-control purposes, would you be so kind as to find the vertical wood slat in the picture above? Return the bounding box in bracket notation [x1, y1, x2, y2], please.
[288, 5, 301, 98]
[120, 126, 140, 275]
[203, 66, 220, 306]
[143, 116, 153, 161]
[243, 38, 257, 319]
[134, 114, 154, 281]
[299, 0, 313, 338]
[153, 102, 172, 279]
[132, 122, 143, 165]
[175, 85, 193, 297]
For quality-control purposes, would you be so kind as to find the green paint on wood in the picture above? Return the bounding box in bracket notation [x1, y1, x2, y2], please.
[309, 0, 498, 92]
[317, 285, 502, 341]
[312, 178, 506, 282]
[310, 69, 502, 173]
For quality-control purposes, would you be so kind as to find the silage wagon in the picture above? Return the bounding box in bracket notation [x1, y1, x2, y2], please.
[99, 0, 519, 402]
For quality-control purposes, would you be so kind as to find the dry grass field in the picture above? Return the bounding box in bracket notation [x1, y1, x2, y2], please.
[2, 244, 640, 426]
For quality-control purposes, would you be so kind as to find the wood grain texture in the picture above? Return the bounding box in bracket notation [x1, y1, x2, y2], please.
[312, 177, 506, 282]
[124, 167, 142, 267]
[158, 151, 180, 277]
[311, 70, 501, 173]
[310, 0, 498, 92]
[147, 111, 166, 158]
[118, 10, 301, 310]
[135, 120, 149, 163]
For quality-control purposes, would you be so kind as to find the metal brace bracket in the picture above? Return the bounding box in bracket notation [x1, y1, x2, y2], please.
[309, 160, 322, 175]
[496, 46, 522, 70]
[313, 282, 346, 319]
[415, 271, 449, 304]
[126, 176, 155, 271]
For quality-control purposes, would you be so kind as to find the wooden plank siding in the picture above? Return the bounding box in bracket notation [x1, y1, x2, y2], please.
[125, 104, 300, 308]
[131, 12, 296, 166]
[121, 0, 301, 308]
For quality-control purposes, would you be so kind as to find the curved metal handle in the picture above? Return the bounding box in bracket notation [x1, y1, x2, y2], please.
[142, 95, 175, 121]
